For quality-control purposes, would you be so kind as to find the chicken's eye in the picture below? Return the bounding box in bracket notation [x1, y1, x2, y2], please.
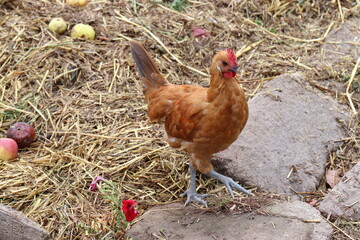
[222, 61, 228, 66]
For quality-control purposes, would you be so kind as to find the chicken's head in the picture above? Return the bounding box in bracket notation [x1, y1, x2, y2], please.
[213, 48, 239, 79]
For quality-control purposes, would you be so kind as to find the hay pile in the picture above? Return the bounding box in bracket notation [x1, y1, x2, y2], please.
[0, 0, 359, 239]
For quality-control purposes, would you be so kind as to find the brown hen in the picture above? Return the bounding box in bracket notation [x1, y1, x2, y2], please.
[130, 41, 253, 206]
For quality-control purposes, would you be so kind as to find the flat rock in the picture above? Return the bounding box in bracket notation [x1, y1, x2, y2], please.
[308, 17, 360, 99]
[319, 162, 360, 220]
[321, 17, 360, 63]
[213, 73, 347, 194]
[0, 204, 49, 240]
[126, 201, 332, 240]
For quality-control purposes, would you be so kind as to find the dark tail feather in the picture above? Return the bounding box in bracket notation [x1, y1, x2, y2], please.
[129, 41, 169, 88]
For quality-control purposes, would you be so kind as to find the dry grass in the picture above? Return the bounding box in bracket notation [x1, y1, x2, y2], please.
[0, 0, 359, 239]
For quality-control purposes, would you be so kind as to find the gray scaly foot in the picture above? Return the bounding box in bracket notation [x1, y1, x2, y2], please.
[180, 165, 211, 207]
[206, 170, 253, 197]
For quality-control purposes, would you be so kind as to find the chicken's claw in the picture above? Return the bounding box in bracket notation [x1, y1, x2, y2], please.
[180, 189, 210, 207]
[206, 170, 253, 197]
[181, 164, 211, 207]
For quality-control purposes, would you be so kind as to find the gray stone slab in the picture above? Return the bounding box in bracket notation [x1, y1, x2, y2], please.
[265, 201, 333, 240]
[126, 201, 332, 240]
[321, 17, 360, 63]
[0, 204, 49, 240]
[213, 73, 348, 194]
[308, 17, 360, 99]
[319, 162, 360, 220]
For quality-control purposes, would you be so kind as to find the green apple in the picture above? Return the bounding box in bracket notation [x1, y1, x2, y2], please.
[71, 23, 95, 40]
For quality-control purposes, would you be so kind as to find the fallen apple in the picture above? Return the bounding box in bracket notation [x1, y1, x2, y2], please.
[0, 138, 18, 160]
[71, 23, 95, 40]
[7, 122, 36, 148]
[66, 0, 88, 7]
[48, 18, 67, 34]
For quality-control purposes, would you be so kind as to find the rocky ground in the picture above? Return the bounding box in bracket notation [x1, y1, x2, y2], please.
[127, 202, 333, 240]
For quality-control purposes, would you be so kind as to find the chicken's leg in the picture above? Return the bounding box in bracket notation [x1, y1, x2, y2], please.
[180, 164, 211, 207]
[206, 170, 253, 197]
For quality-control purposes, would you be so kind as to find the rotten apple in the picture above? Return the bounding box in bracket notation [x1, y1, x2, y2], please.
[7, 122, 36, 148]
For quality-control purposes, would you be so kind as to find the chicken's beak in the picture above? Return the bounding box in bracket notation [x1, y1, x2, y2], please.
[229, 66, 239, 73]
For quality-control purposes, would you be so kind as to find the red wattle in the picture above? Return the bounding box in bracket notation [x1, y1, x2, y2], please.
[224, 71, 236, 79]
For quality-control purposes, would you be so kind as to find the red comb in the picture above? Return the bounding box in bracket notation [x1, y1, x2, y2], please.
[227, 48, 237, 66]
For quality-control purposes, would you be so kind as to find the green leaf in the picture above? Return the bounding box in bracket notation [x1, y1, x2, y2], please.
[172, 0, 188, 12]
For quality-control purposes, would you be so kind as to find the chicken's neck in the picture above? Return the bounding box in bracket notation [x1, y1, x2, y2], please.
[207, 71, 240, 102]
[205, 69, 248, 147]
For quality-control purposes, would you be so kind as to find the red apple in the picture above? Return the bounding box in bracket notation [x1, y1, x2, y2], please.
[7, 122, 36, 148]
[0, 138, 18, 160]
